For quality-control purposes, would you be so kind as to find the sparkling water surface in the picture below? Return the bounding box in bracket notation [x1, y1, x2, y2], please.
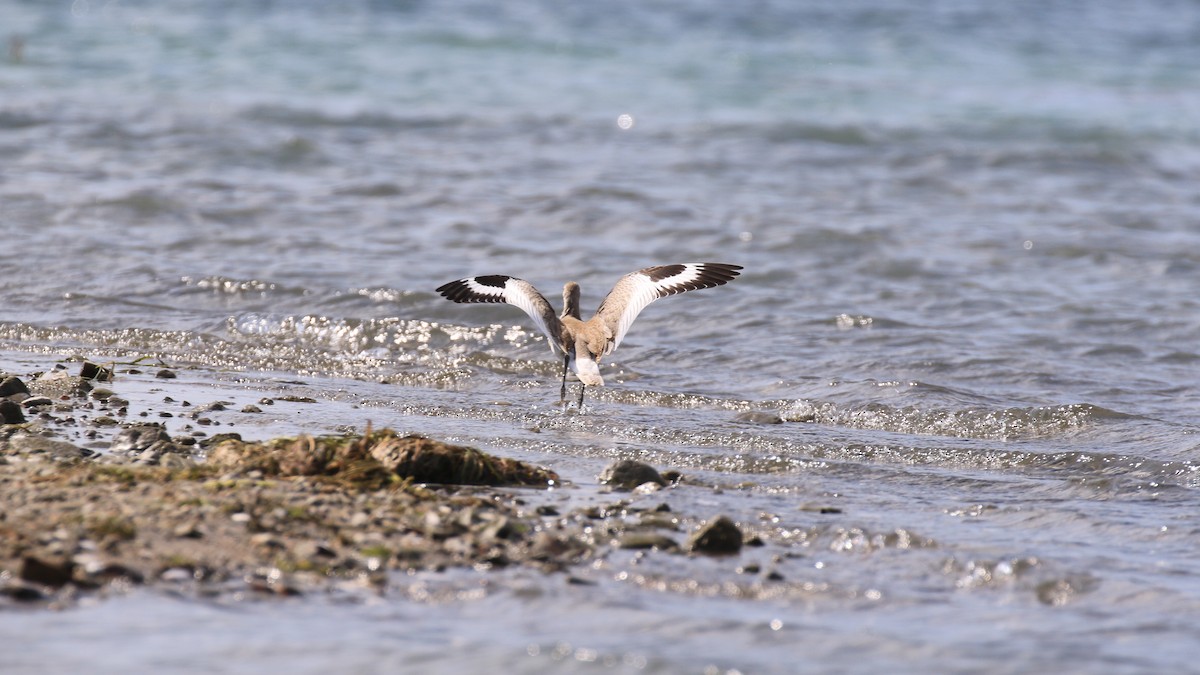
[2, 1, 1200, 672]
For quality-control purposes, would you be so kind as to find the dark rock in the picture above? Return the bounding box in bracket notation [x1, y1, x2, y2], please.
[687, 515, 743, 555]
[80, 362, 114, 381]
[0, 399, 25, 424]
[19, 556, 75, 587]
[241, 405, 263, 414]
[0, 583, 46, 602]
[155, 369, 177, 379]
[734, 411, 784, 425]
[598, 459, 667, 490]
[0, 375, 30, 399]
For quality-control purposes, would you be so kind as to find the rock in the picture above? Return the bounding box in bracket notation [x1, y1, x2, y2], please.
[20, 396, 53, 410]
[110, 424, 173, 456]
[208, 430, 560, 487]
[598, 460, 667, 490]
[32, 370, 91, 398]
[199, 432, 242, 449]
[616, 532, 680, 551]
[160, 453, 195, 470]
[19, 556, 75, 587]
[80, 362, 114, 381]
[190, 401, 230, 417]
[86, 563, 145, 584]
[90, 388, 115, 401]
[0, 375, 30, 399]
[734, 411, 784, 425]
[0, 399, 25, 424]
[632, 481, 663, 495]
[296, 541, 338, 561]
[173, 523, 204, 539]
[367, 434, 559, 487]
[7, 435, 87, 460]
[0, 583, 46, 602]
[155, 369, 177, 379]
[241, 405, 263, 414]
[686, 515, 743, 555]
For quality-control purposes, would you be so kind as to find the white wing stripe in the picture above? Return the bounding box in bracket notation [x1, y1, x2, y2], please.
[598, 263, 742, 351]
[436, 276, 564, 354]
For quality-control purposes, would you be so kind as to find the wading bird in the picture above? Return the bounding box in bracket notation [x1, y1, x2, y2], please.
[436, 263, 742, 406]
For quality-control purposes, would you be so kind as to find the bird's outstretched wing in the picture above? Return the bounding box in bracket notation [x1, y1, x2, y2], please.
[436, 275, 565, 354]
[594, 263, 742, 354]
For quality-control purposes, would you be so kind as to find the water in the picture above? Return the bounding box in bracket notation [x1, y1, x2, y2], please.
[2, 0, 1200, 671]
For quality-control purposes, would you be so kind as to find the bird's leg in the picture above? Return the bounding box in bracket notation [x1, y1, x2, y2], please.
[559, 354, 569, 405]
[577, 384, 586, 408]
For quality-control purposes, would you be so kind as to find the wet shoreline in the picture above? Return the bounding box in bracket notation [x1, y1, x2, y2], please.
[0, 359, 765, 609]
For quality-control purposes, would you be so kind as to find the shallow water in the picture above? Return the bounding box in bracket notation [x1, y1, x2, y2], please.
[2, 0, 1200, 672]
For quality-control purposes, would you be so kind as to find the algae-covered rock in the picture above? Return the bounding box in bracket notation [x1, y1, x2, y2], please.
[207, 428, 559, 488]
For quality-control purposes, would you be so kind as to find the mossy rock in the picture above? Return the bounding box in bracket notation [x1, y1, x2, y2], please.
[207, 428, 558, 489]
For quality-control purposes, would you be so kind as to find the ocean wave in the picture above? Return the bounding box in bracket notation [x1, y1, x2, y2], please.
[780, 399, 1130, 441]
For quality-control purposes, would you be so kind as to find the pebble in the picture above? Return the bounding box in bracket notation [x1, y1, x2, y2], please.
[687, 515, 744, 555]
[155, 369, 177, 379]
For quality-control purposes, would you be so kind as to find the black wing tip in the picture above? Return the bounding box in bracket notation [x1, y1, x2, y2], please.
[435, 277, 508, 303]
[693, 262, 743, 286]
